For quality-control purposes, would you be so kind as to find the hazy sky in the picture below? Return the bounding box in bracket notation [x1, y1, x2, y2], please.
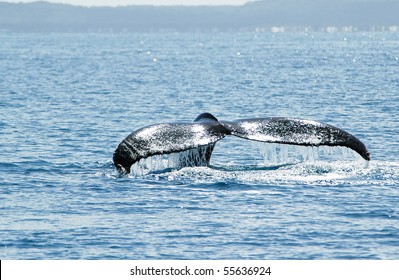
[4, 0, 251, 6]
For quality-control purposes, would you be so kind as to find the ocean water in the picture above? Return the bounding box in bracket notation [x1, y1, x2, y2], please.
[0, 32, 398, 260]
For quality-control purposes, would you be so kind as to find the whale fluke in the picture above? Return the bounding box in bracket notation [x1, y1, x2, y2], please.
[220, 117, 370, 162]
[113, 113, 370, 174]
[113, 113, 229, 174]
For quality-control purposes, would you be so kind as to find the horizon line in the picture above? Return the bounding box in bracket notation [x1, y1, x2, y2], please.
[0, 0, 252, 8]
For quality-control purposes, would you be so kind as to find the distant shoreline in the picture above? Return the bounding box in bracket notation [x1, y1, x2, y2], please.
[1, 1, 398, 33]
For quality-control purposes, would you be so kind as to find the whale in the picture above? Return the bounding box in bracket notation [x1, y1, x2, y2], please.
[113, 112, 370, 174]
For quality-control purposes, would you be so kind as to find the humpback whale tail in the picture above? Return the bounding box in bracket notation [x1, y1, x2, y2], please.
[113, 113, 370, 174]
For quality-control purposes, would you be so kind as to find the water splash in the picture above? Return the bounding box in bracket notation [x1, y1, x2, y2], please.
[130, 145, 210, 176]
[253, 142, 363, 166]
[155, 160, 393, 187]
[129, 142, 366, 176]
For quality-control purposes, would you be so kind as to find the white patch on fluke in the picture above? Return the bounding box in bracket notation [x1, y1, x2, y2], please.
[191, 124, 210, 146]
[136, 124, 165, 139]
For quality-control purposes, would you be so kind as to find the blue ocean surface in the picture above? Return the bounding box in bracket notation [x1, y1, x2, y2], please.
[0, 32, 398, 259]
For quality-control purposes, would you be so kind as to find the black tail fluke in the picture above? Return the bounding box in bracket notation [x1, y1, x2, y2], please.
[221, 117, 370, 161]
[113, 113, 228, 174]
[114, 113, 370, 174]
